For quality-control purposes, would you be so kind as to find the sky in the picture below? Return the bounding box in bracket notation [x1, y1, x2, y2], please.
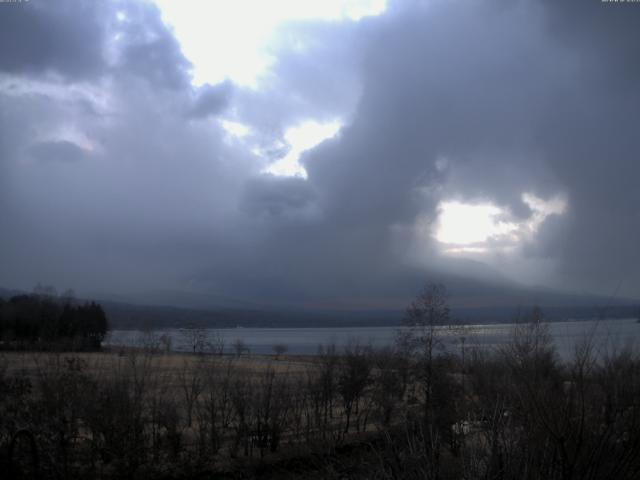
[1, 0, 639, 309]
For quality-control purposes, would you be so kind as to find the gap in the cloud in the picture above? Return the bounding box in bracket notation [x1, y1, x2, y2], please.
[264, 119, 342, 178]
[220, 119, 251, 138]
[153, 0, 387, 87]
[433, 193, 567, 255]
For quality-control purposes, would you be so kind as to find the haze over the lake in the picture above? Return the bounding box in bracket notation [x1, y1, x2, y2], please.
[1, 0, 639, 309]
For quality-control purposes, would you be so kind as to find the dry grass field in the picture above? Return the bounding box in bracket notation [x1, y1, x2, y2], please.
[3, 321, 640, 479]
[1, 350, 313, 379]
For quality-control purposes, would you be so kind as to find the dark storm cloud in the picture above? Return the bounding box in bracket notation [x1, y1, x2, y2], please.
[115, 2, 193, 90]
[0, 0, 107, 78]
[0, 0, 255, 295]
[189, 81, 233, 118]
[29, 140, 89, 163]
[510, 0, 640, 295]
[213, 0, 640, 303]
[225, 1, 547, 302]
[228, 21, 364, 140]
[0, 0, 192, 87]
[1, 0, 640, 308]
[541, 0, 640, 86]
[241, 175, 317, 219]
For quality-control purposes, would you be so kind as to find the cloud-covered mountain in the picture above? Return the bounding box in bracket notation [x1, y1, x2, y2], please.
[1, 0, 639, 310]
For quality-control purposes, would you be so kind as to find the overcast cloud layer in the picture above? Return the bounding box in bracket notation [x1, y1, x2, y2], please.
[1, 0, 639, 309]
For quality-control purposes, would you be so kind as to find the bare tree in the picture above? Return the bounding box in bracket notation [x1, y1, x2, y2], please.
[398, 283, 450, 421]
[272, 343, 288, 360]
[183, 326, 207, 354]
[338, 343, 372, 433]
[139, 328, 161, 353]
[233, 338, 248, 357]
[209, 331, 225, 356]
[159, 333, 172, 353]
[179, 358, 204, 428]
[371, 346, 409, 427]
[198, 358, 235, 455]
[305, 344, 339, 441]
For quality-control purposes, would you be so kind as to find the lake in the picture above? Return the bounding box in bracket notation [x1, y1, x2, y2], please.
[104, 318, 640, 360]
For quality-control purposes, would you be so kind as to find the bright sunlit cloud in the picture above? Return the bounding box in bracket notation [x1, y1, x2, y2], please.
[521, 192, 567, 232]
[219, 119, 251, 138]
[152, 0, 387, 87]
[264, 120, 342, 178]
[433, 193, 567, 255]
[435, 202, 518, 246]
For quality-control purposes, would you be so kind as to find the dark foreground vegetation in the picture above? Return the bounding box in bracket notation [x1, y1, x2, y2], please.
[2, 285, 640, 479]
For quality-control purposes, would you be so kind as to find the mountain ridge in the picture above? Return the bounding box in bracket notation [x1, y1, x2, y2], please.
[1, 285, 638, 330]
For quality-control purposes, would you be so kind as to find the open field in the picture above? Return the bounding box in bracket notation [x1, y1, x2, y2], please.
[1, 350, 314, 377]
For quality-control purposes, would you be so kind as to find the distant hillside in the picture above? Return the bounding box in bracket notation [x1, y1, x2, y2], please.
[102, 302, 640, 330]
[100, 301, 400, 329]
[2, 286, 638, 330]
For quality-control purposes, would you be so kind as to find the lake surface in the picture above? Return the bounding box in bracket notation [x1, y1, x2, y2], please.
[104, 318, 640, 360]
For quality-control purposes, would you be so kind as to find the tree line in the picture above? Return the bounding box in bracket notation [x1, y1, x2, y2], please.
[0, 287, 108, 350]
